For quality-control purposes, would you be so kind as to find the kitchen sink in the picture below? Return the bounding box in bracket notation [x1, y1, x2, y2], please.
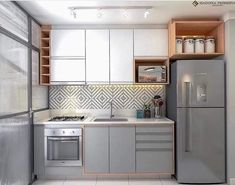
[93, 118, 128, 122]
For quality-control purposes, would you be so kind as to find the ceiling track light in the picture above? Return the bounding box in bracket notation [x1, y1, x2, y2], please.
[68, 6, 153, 19]
[70, 8, 78, 19]
[144, 9, 151, 19]
[122, 9, 128, 18]
[68, 6, 152, 10]
[97, 8, 103, 18]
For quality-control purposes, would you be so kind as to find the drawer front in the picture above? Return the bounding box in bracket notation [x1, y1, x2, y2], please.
[136, 134, 173, 141]
[136, 125, 173, 133]
[136, 151, 173, 173]
[136, 142, 172, 150]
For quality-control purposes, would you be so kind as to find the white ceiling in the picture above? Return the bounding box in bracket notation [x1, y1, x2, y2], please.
[18, 0, 235, 25]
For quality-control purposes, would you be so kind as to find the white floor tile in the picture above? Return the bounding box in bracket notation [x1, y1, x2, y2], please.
[160, 179, 177, 185]
[96, 179, 128, 185]
[129, 179, 162, 185]
[64, 180, 97, 185]
[33, 179, 226, 185]
[33, 180, 64, 185]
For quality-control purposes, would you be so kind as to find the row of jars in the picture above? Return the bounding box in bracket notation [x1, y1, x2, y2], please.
[176, 36, 216, 54]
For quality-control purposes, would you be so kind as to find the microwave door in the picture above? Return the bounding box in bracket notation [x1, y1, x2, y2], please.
[138, 66, 166, 83]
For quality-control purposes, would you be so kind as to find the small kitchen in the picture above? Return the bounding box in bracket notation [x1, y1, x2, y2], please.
[0, 1, 235, 185]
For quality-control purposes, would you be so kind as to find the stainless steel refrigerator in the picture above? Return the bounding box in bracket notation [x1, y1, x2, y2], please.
[166, 60, 226, 184]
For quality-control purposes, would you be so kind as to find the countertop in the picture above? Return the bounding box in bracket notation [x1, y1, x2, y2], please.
[35, 116, 174, 125]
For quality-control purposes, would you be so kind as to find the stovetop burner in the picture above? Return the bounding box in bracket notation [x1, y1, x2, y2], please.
[48, 116, 85, 122]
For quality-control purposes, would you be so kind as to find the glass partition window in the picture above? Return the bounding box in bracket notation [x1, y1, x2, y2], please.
[0, 114, 31, 185]
[32, 20, 40, 48]
[32, 50, 48, 110]
[0, 33, 28, 115]
[0, 2, 28, 41]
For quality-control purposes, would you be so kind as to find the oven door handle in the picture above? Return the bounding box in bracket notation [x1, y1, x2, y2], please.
[47, 137, 79, 141]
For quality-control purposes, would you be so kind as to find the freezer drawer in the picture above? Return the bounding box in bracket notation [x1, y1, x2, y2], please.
[177, 108, 225, 183]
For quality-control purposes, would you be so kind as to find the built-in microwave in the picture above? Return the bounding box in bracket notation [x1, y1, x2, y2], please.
[138, 65, 167, 83]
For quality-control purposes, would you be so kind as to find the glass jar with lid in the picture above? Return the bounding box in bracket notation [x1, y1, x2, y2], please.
[184, 36, 194, 53]
[205, 36, 215, 53]
[176, 36, 183, 54]
[194, 36, 205, 53]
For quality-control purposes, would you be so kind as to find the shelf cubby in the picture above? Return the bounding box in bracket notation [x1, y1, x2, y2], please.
[40, 25, 51, 85]
[134, 57, 169, 85]
[168, 19, 224, 60]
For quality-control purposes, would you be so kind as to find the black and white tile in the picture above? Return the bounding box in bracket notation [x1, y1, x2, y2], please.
[49, 85, 165, 110]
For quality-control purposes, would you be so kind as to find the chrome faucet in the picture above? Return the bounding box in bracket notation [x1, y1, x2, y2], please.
[110, 100, 114, 118]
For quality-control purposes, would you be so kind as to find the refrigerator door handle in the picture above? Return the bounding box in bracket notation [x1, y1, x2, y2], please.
[184, 82, 192, 152]
[184, 82, 191, 107]
[185, 108, 192, 152]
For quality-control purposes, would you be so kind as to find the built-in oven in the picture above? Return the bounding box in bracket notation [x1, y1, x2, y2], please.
[44, 128, 82, 167]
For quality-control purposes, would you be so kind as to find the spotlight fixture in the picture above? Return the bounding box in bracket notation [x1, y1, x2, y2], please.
[122, 9, 128, 18]
[144, 9, 150, 19]
[68, 6, 153, 19]
[97, 9, 103, 18]
[70, 8, 78, 19]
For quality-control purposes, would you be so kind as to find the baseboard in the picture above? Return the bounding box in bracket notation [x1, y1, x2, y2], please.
[230, 178, 235, 185]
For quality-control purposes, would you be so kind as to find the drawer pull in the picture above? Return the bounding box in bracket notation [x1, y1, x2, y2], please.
[136, 148, 172, 152]
[136, 132, 172, 135]
[136, 140, 172, 143]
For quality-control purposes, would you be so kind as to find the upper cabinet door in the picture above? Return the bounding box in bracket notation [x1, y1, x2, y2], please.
[50, 59, 85, 84]
[134, 29, 168, 57]
[86, 30, 110, 84]
[51, 30, 85, 57]
[110, 29, 134, 84]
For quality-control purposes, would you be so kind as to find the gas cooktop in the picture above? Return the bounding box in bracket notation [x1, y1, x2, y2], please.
[48, 116, 85, 122]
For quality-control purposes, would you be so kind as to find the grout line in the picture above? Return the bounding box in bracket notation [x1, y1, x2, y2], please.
[95, 176, 98, 185]
[62, 178, 66, 185]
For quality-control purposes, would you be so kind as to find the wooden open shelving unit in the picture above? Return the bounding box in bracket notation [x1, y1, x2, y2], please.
[134, 57, 169, 85]
[168, 19, 225, 60]
[40, 25, 51, 85]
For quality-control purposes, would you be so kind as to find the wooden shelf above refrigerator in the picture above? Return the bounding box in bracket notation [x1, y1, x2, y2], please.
[168, 19, 225, 60]
[170, 53, 224, 60]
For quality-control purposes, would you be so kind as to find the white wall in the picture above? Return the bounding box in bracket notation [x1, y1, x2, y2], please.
[225, 19, 235, 185]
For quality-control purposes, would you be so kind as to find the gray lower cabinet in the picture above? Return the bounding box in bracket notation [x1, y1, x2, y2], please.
[84, 126, 109, 173]
[84, 124, 174, 174]
[110, 126, 135, 173]
[135, 125, 174, 173]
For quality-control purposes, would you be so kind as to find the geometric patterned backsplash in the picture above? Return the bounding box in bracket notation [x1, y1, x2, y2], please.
[49, 85, 165, 109]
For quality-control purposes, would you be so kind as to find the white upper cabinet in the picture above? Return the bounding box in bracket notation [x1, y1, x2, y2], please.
[51, 29, 85, 58]
[110, 29, 134, 84]
[50, 59, 85, 84]
[134, 29, 168, 57]
[86, 30, 110, 84]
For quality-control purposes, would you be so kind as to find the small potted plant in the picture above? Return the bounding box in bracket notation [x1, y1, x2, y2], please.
[143, 103, 151, 118]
